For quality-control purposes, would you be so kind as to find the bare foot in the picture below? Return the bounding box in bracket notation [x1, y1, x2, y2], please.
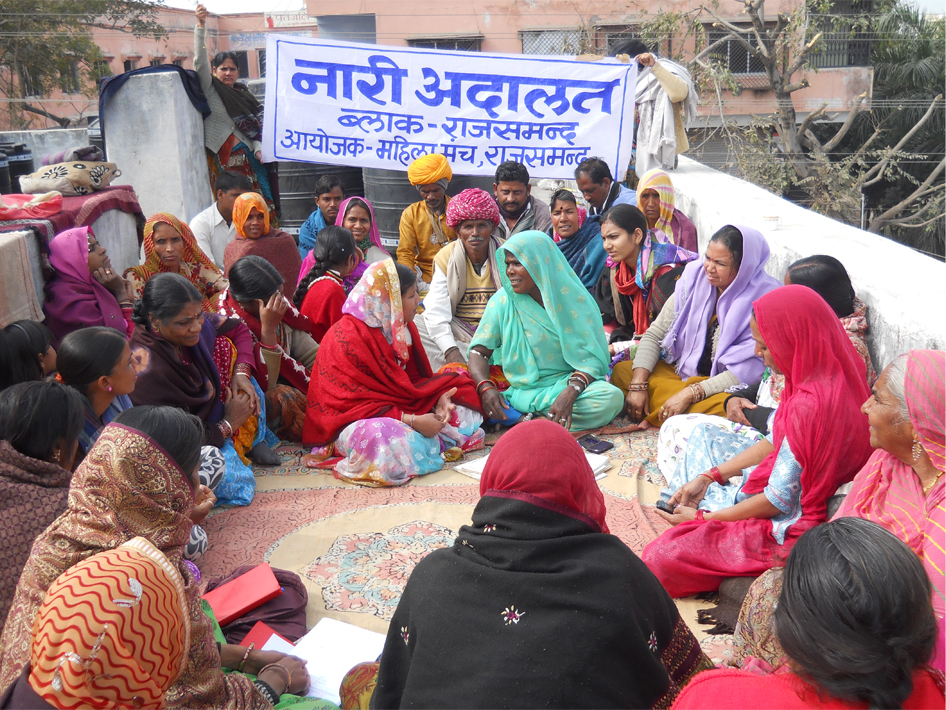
[248, 441, 280, 466]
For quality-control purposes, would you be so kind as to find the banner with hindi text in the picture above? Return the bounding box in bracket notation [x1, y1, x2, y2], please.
[262, 36, 637, 180]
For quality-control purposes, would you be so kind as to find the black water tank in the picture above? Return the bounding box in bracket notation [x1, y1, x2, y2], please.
[3, 143, 33, 190]
[0, 151, 11, 194]
[278, 161, 364, 239]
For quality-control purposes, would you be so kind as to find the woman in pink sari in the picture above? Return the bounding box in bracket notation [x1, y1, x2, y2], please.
[731, 349, 945, 673]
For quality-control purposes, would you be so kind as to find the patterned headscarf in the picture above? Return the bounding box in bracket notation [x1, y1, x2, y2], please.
[126, 213, 221, 286]
[637, 169, 677, 240]
[232, 192, 270, 239]
[28, 537, 191, 709]
[342, 258, 410, 361]
[336, 196, 384, 252]
[407, 153, 453, 188]
[445, 188, 501, 229]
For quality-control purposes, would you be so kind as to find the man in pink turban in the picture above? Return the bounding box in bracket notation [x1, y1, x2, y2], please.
[417, 188, 502, 369]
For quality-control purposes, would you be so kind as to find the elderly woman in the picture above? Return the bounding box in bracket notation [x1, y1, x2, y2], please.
[730, 349, 945, 674]
[130, 272, 276, 506]
[469, 231, 624, 431]
[303, 259, 484, 487]
[642, 285, 872, 597]
[125, 213, 228, 313]
[636, 168, 698, 252]
[548, 188, 608, 292]
[0, 407, 322, 708]
[0, 381, 82, 632]
[372, 420, 713, 708]
[595, 204, 697, 343]
[194, 4, 277, 224]
[397, 153, 457, 287]
[43, 227, 135, 346]
[673, 519, 944, 709]
[417, 188, 503, 370]
[613, 225, 780, 427]
[223, 193, 300, 295]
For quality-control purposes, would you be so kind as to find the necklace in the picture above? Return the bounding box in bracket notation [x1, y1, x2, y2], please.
[923, 470, 944, 496]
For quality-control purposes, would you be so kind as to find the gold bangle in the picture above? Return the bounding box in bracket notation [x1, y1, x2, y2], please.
[258, 662, 292, 691]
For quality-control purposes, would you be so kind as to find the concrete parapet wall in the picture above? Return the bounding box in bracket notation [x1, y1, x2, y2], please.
[0, 128, 89, 166]
[671, 156, 945, 370]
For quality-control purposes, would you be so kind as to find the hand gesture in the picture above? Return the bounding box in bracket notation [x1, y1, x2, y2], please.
[190, 484, 216, 524]
[258, 293, 288, 339]
[222, 385, 254, 431]
[656, 388, 693, 423]
[195, 4, 208, 27]
[123, 279, 136, 303]
[411, 413, 446, 439]
[654, 503, 699, 526]
[480, 388, 510, 422]
[278, 655, 311, 695]
[625, 389, 649, 422]
[232, 373, 260, 415]
[547, 386, 578, 429]
[668, 475, 711, 509]
[726, 397, 756, 426]
[92, 261, 126, 298]
[434, 387, 457, 423]
[636, 52, 656, 67]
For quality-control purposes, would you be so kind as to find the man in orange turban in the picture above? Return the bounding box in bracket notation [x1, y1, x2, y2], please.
[397, 154, 457, 291]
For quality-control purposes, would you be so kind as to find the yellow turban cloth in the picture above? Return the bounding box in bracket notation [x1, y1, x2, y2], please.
[407, 153, 453, 187]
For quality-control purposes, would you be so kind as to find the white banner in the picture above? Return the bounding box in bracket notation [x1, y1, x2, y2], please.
[263, 36, 637, 179]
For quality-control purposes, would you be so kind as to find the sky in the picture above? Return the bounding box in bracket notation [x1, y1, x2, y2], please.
[164, 0, 944, 17]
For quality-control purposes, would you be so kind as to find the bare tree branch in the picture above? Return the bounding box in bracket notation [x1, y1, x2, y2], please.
[887, 212, 946, 229]
[863, 94, 943, 183]
[21, 103, 72, 126]
[869, 157, 946, 232]
[785, 32, 822, 77]
[797, 103, 829, 142]
[781, 79, 810, 94]
[820, 92, 869, 153]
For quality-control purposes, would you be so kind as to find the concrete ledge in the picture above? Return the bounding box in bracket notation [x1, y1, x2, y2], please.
[0, 128, 89, 166]
[671, 156, 945, 369]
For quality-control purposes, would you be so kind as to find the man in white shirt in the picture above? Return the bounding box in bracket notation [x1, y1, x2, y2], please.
[190, 170, 253, 268]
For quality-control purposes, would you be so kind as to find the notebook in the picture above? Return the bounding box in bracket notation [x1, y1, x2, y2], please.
[453, 450, 611, 481]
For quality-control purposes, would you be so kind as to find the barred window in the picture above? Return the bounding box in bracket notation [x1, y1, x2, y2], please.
[59, 59, 81, 94]
[810, 0, 872, 67]
[708, 29, 766, 75]
[520, 29, 583, 55]
[123, 58, 138, 73]
[172, 58, 184, 68]
[407, 36, 482, 51]
[149, 58, 163, 67]
[597, 27, 664, 57]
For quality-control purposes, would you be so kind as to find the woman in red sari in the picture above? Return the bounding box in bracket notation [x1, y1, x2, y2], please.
[643, 285, 873, 596]
[303, 259, 484, 486]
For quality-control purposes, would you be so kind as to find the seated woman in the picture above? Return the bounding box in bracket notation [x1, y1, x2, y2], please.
[636, 168, 698, 252]
[659, 254, 876, 487]
[0, 539, 192, 709]
[613, 225, 780, 428]
[125, 213, 228, 313]
[0, 381, 82, 631]
[299, 196, 388, 288]
[130, 272, 276, 507]
[642, 285, 873, 597]
[293, 226, 358, 341]
[303, 259, 485, 487]
[731, 349, 945, 674]
[220, 255, 319, 442]
[224, 192, 301, 294]
[417, 188, 503, 370]
[56, 326, 137, 459]
[548, 188, 607, 292]
[674, 519, 944, 709]
[372, 420, 713, 709]
[595, 204, 697, 343]
[0, 320, 56, 391]
[0, 406, 326, 709]
[43, 227, 135, 347]
[469, 231, 624, 431]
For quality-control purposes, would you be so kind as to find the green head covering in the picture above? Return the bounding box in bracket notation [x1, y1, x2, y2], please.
[488, 230, 611, 387]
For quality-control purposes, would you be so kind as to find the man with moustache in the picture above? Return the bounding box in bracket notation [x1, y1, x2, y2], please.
[491, 161, 552, 241]
[398, 153, 457, 290]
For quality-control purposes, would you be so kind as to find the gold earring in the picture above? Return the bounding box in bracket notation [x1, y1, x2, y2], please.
[913, 436, 923, 462]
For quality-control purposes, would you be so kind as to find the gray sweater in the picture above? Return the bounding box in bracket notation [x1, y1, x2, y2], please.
[194, 25, 263, 156]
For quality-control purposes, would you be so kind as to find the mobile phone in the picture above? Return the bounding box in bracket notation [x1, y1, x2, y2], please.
[655, 499, 675, 514]
[578, 435, 614, 454]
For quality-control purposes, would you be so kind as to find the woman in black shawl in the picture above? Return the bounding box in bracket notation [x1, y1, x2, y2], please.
[371, 419, 712, 709]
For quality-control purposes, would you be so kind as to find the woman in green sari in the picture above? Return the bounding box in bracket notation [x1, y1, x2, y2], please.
[469, 230, 623, 430]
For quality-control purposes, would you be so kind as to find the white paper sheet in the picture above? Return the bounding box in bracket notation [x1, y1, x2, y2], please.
[454, 450, 611, 481]
[291, 618, 386, 704]
[260, 634, 296, 655]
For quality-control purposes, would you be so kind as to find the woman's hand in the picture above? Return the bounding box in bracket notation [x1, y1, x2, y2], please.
[480, 388, 509, 422]
[726, 397, 756, 426]
[223, 385, 254, 431]
[655, 504, 700, 526]
[190, 484, 216, 524]
[195, 3, 208, 27]
[410, 413, 446, 439]
[277, 655, 311, 696]
[625, 390, 649, 422]
[443, 347, 466, 365]
[123, 279, 136, 304]
[232, 373, 260, 415]
[92, 265, 126, 298]
[547, 386, 579, 429]
[636, 52, 656, 67]
[254, 150, 263, 162]
[656, 388, 694, 423]
[433, 387, 457, 423]
[668, 474, 711, 508]
[258, 293, 288, 346]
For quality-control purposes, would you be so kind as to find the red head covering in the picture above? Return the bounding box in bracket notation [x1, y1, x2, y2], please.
[445, 188, 501, 229]
[742, 285, 872, 524]
[479, 419, 609, 533]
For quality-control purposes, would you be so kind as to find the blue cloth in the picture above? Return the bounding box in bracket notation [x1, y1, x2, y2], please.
[213, 378, 272, 507]
[611, 183, 637, 208]
[78, 394, 133, 454]
[298, 208, 327, 259]
[551, 214, 608, 292]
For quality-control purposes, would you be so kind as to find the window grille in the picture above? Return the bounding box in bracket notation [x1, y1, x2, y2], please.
[123, 58, 138, 72]
[258, 49, 266, 77]
[520, 29, 583, 55]
[708, 29, 768, 87]
[407, 37, 482, 51]
[149, 58, 163, 67]
[172, 58, 184, 68]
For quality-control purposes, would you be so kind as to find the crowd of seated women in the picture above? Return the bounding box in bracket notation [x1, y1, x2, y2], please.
[0, 145, 942, 709]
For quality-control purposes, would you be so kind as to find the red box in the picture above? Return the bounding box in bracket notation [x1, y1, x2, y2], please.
[202, 563, 282, 626]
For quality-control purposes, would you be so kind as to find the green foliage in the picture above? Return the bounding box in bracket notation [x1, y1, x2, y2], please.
[0, 0, 167, 126]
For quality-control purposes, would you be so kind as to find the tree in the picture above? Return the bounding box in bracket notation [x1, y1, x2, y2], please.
[0, 0, 167, 127]
[637, 0, 945, 256]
